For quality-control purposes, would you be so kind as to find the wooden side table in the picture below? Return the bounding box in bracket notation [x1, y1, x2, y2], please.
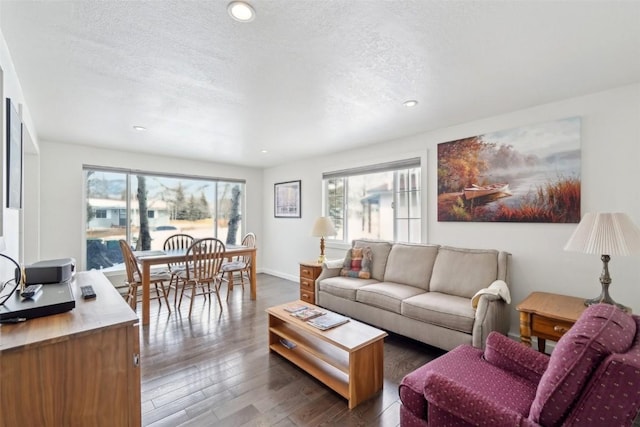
[516, 291, 587, 352]
[299, 261, 322, 304]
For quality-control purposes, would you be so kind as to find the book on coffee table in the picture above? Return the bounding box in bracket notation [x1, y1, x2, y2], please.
[307, 312, 350, 330]
[283, 303, 308, 313]
[291, 308, 325, 321]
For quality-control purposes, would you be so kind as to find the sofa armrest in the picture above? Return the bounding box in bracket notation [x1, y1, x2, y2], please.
[484, 332, 549, 383]
[314, 259, 343, 299]
[472, 294, 510, 348]
[423, 371, 531, 427]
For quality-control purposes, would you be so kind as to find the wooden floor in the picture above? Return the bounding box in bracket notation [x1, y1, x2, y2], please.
[138, 274, 445, 427]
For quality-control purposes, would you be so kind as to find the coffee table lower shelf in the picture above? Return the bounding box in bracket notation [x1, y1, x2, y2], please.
[267, 302, 387, 409]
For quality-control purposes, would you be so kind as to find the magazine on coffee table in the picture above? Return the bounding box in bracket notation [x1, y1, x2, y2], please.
[283, 303, 308, 313]
[307, 312, 350, 330]
[291, 308, 325, 321]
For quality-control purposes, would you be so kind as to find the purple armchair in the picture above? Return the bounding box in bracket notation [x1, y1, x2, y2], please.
[399, 303, 640, 426]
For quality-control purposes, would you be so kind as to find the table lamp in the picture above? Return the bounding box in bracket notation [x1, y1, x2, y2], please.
[564, 212, 640, 312]
[311, 217, 336, 264]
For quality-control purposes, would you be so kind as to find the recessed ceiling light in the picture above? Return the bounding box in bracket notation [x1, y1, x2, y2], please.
[228, 1, 255, 22]
[261, 149, 268, 154]
[403, 100, 418, 107]
[133, 126, 147, 131]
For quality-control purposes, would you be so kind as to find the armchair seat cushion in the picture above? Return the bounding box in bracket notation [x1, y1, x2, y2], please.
[402, 292, 476, 334]
[399, 344, 538, 422]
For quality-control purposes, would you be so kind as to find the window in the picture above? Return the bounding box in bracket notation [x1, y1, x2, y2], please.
[323, 158, 422, 244]
[84, 167, 245, 271]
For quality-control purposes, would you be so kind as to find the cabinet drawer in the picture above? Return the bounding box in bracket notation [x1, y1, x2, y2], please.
[300, 290, 315, 304]
[300, 277, 315, 292]
[532, 315, 574, 340]
[300, 265, 319, 280]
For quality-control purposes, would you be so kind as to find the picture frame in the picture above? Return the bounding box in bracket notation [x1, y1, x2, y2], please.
[6, 98, 22, 209]
[274, 180, 301, 218]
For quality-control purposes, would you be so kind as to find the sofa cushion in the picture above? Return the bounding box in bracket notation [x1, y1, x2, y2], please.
[529, 304, 637, 426]
[402, 292, 476, 333]
[356, 282, 425, 314]
[353, 239, 392, 282]
[340, 247, 373, 279]
[429, 246, 499, 298]
[318, 276, 377, 301]
[384, 243, 439, 291]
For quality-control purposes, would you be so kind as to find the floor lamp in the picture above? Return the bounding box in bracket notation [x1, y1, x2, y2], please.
[564, 212, 640, 312]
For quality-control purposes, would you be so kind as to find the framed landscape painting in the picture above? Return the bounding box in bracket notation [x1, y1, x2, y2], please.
[437, 117, 581, 223]
[274, 180, 301, 218]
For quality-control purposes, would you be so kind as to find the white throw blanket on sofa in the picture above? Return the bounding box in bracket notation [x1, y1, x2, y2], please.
[471, 279, 511, 308]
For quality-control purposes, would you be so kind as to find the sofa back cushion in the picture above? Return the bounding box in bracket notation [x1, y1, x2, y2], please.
[384, 243, 439, 290]
[429, 246, 499, 298]
[529, 304, 636, 426]
[353, 240, 392, 281]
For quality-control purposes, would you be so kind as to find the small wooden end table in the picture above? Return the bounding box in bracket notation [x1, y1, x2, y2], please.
[516, 291, 587, 352]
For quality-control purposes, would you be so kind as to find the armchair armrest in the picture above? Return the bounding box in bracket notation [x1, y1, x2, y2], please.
[423, 371, 530, 427]
[483, 332, 549, 383]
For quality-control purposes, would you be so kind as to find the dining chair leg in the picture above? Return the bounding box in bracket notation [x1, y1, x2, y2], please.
[188, 282, 197, 317]
[215, 282, 223, 310]
[161, 282, 171, 313]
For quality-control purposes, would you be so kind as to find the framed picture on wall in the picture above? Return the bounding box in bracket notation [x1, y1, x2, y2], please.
[6, 98, 22, 209]
[274, 180, 301, 218]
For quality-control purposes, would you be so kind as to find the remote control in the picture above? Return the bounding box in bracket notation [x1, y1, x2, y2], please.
[21, 284, 43, 299]
[80, 285, 97, 299]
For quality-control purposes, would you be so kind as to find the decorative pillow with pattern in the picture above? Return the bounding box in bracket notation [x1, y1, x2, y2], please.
[340, 247, 373, 279]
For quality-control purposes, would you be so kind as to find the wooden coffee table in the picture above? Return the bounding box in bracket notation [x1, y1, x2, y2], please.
[267, 301, 388, 409]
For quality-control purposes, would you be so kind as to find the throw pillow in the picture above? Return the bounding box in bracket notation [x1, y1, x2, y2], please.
[340, 247, 372, 279]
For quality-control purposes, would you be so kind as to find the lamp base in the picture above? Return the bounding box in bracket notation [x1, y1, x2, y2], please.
[317, 254, 326, 264]
[585, 254, 631, 313]
[584, 295, 630, 313]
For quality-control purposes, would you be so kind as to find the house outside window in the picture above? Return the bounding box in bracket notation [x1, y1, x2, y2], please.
[323, 158, 422, 244]
[84, 167, 245, 271]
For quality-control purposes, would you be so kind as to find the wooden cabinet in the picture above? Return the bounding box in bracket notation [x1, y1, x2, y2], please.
[299, 262, 322, 304]
[516, 291, 587, 353]
[0, 270, 141, 427]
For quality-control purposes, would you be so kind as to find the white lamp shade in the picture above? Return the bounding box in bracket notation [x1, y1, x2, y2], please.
[311, 217, 336, 237]
[564, 212, 640, 256]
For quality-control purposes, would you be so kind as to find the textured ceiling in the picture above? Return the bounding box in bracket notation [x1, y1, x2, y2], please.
[1, 1, 639, 168]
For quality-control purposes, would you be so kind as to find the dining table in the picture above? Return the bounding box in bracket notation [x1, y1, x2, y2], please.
[134, 245, 257, 326]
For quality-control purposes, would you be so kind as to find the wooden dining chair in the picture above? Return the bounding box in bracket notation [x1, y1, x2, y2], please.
[119, 239, 171, 313]
[163, 233, 194, 305]
[176, 237, 226, 317]
[221, 232, 256, 301]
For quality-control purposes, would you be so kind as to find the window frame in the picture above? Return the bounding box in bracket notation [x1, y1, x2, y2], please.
[82, 165, 246, 272]
[322, 157, 423, 245]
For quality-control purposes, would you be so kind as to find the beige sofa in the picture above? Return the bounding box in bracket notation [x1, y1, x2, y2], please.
[315, 240, 511, 350]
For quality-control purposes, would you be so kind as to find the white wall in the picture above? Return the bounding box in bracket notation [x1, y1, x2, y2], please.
[0, 28, 39, 282]
[262, 83, 640, 336]
[37, 141, 264, 273]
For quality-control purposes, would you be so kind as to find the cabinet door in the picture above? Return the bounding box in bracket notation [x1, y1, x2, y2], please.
[0, 325, 138, 427]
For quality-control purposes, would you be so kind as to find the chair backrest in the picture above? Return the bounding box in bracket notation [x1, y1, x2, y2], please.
[185, 238, 226, 282]
[119, 239, 141, 284]
[529, 304, 638, 426]
[163, 233, 194, 268]
[562, 314, 640, 426]
[240, 232, 256, 264]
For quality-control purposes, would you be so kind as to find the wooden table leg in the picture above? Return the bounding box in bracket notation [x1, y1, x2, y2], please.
[519, 311, 532, 347]
[537, 338, 546, 353]
[250, 250, 256, 300]
[142, 262, 150, 326]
